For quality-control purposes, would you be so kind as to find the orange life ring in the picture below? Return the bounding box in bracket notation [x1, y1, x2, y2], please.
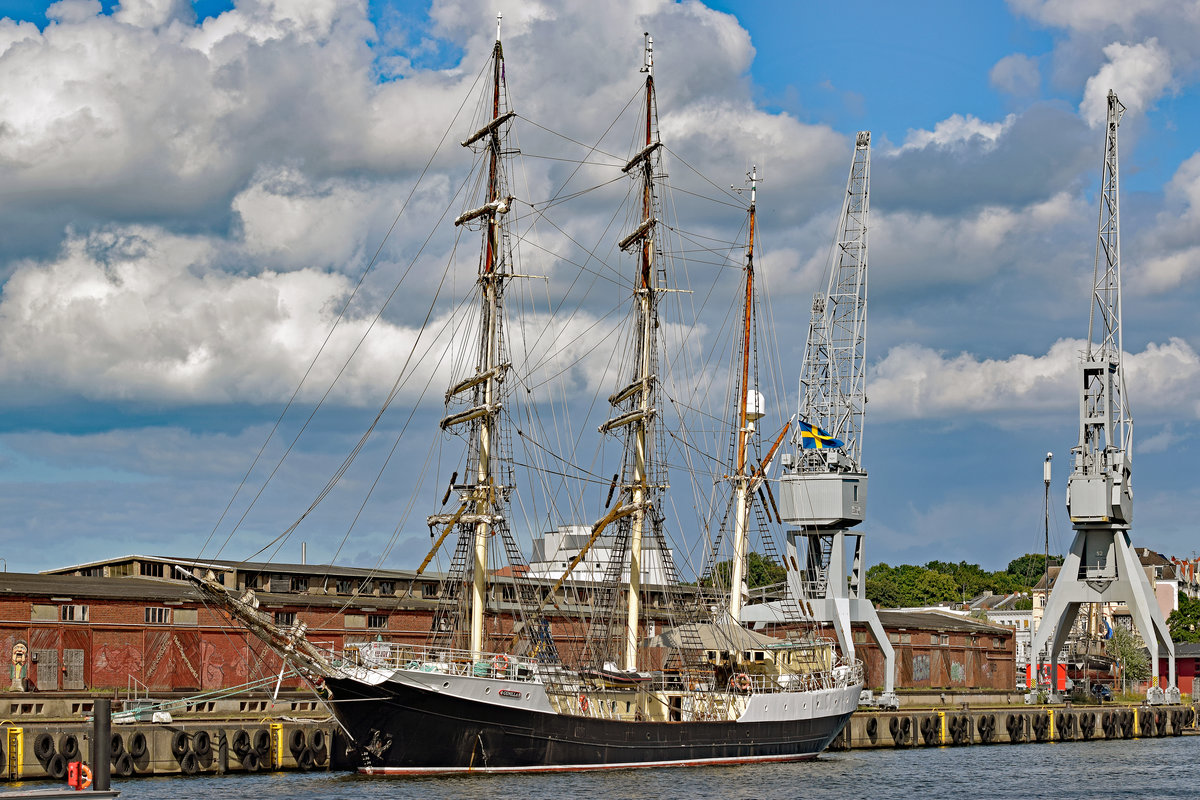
[731, 673, 752, 692]
[493, 654, 510, 671]
[578, 693, 589, 712]
[79, 764, 93, 790]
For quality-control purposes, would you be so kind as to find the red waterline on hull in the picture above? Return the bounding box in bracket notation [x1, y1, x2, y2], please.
[359, 752, 819, 776]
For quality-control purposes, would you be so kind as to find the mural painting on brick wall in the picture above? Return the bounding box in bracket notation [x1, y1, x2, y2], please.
[144, 631, 175, 690]
[93, 639, 143, 689]
[201, 636, 248, 690]
[9, 639, 28, 691]
[172, 632, 201, 691]
[950, 661, 966, 684]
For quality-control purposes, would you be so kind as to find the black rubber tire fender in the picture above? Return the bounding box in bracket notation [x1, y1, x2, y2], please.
[58, 734, 79, 761]
[296, 746, 315, 771]
[129, 731, 148, 759]
[32, 733, 54, 762]
[46, 752, 67, 780]
[288, 727, 306, 756]
[888, 716, 899, 736]
[180, 750, 199, 775]
[171, 730, 190, 759]
[109, 733, 124, 758]
[193, 730, 212, 757]
[311, 729, 326, 752]
[232, 729, 251, 755]
[865, 716, 878, 739]
[114, 752, 134, 777]
[252, 728, 271, 756]
[241, 749, 261, 773]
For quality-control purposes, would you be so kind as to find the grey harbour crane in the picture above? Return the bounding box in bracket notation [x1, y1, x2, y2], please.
[745, 132, 897, 709]
[1029, 90, 1179, 705]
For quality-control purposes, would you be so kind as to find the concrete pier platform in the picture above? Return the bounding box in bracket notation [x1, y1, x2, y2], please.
[831, 704, 1197, 749]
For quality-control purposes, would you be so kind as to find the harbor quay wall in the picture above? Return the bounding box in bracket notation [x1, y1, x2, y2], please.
[0, 691, 335, 782]
[830, 704, 1197, 750]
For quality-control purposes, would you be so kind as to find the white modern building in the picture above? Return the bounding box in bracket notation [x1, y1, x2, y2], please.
[527, 524, 675, 584]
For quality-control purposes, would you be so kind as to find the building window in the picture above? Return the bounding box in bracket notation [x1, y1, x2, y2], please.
[61, 605, 89, 622]
[274, 611, 296, 626]
[291, 576, 309, 592]
[244, 573, 258, 590]
[336, 579, 355, 594]
[367, 615, 388, 630]
[994, 637, 1003, 648]
[377, 581, 395, 595]
[422, 583, 438, 599]
[145, 607, 172, 624]
[140, 562, 165, 578]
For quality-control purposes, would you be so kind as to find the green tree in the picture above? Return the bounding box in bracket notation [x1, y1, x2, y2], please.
[1005, 553, 1060, 587]
[706, 552, 786, 591]
[865, 563, 958, 607]
[1106, 624, 1151, 689]
[1167, 592, 1200, 643]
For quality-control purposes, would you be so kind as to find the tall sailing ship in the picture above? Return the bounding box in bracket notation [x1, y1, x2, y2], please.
[191, 22, 863, 774]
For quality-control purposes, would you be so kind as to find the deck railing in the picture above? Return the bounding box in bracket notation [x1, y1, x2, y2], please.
[320, 641, 864, 700]
[329, 641, 544, 683]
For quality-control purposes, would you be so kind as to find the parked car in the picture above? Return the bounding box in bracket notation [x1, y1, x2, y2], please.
[1091, 684, 1113, 701]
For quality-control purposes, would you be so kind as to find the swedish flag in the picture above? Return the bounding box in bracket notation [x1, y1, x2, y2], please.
[798, 420, 844, 450]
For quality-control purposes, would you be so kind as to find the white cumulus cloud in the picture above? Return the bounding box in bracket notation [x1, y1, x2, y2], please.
[1080, 38, 1173, 127]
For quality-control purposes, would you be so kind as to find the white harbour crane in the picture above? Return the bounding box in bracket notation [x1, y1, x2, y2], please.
[1030, 90, 1179, 704]
[775, 132, 897, 709]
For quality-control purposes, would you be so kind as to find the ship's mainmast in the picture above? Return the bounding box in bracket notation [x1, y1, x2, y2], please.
[776, 132, 896, 707]
[431, 14, 515, 661]
[602, 32, 663, 672]
[1031, 91, 1178, 703]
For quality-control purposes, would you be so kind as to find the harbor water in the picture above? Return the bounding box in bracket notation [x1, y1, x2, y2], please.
[24, 734, 1196, 799]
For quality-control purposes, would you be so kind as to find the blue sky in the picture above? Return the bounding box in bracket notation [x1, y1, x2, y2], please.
[0, 0, 1196, 577]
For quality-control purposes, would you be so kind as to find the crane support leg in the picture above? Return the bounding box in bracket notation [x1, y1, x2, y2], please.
[782, 530, 897, 708]
[1030, 527, 1178, 704]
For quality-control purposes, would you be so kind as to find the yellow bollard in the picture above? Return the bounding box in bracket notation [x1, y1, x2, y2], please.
[1048, 708, 1055, 740]
[937, 710, 946, 745]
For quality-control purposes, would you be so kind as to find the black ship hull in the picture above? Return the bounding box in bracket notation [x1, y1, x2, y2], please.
[327, 674, 855, 774]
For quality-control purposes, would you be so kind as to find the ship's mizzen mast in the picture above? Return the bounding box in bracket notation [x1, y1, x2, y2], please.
[1031, 90, 1178, 704]
[727, 167, 757, 624]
